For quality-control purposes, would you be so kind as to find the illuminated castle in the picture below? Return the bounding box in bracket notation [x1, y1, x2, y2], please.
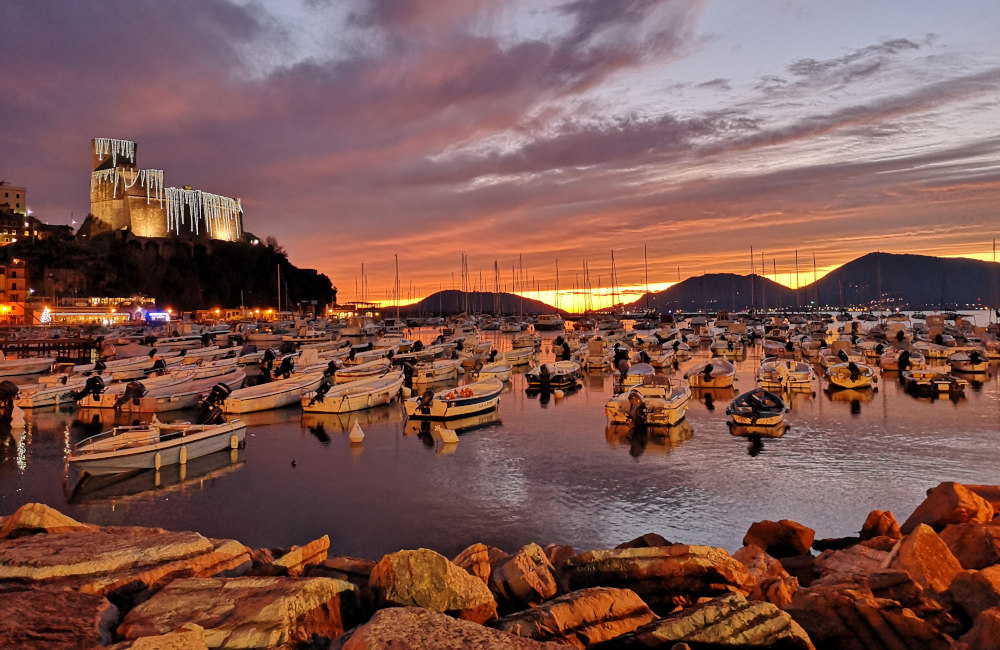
[89, 138, 243, 241]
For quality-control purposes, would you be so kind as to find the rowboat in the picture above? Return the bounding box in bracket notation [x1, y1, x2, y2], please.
[684, 358, 736, 388]
[726, 388, 789, 437]
[614, 362, 655, 387]
[222, 371, 326, 414]
[67, 416, 246, 476]
[604, 378, 691, 428]
[902, 370, 969, 397]
[503, 347, 535, 366]
[525, 361, 581, 391]
[301, 370, 404, 414]
[404, 378, 504, 420]
[411, 358, 463, 384]
[112, 369, 247, 413]
[0, 352, 56, 377]
[757, 358, 815, 392]
[333, 358, 392, 383]
[947, 350, 988, 373]
[826, 362, 877, 390]
[475, 361, 513, 382]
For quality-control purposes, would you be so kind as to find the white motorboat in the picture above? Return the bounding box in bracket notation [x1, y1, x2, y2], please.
[902, 369, 968, 396]
[826, 362, 877, 390]
[222, 371, 326, 414]
[614, 362, 656, 387]
[405, 378, 504, 419]
[475, 361, 513, 382]
[301, 370, 404, 414]
[534, 314, 566, 331]
[68, 416, 247, 476]
[684, 358, 736, 388]
[947, 350, 988, 373]
[525, 361, 582, 391]
[113, 368, 248, 413]
[604, 378, 691, 428]
[16, 375, 91, 408]
[334, 358, 392, 383]
[503, 347, 535, 366]
[411, 358, 463, 384]
[0, 352, 56, 377]
[757, 358, 816, 392]
[75, 370, 201, 409]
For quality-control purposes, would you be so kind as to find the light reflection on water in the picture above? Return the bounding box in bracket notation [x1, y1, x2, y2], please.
[0, 328, 997, 560]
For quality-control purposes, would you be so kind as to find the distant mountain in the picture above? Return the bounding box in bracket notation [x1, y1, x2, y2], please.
[625, 273, 799, 313]
[398, 290, 568, 317]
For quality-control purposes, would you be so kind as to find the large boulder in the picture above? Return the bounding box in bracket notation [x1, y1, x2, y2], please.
[0, 585, 119, 648]
[250, 535, 330, 577]
[453, 542, 492, 585]
[304, 555, 376, 593]
[493, 587, 656, 648]
[889, 524, 963, 594]
[595, 593, 813, 649]
[814, 543, 894, 581]
[743, 519, 815, 558]
[948, 566, 1000, 621]
[118, 576, 358, 648]
[901, 482, 994, 534]
[489, 543, 559, 612]
[859, 510, 902, 541]
[965, 485, 1000, 512]
[560, 545, 755, 614]
[960, 606, 1000, 650]
[733, 543, 799, 607]
[939, 522, 1000, 569]
[616, 533, 670, 549]
[368, 548, 498, 624]
[0, 525, 251, 609]
[785, 583, 953, 650]
[0, 502, 93, 540]
[107, 623, 209, 649]
[338, 606, 566, 649]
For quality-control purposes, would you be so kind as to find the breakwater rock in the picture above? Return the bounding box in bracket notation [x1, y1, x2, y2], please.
[1, 480, 999, 648]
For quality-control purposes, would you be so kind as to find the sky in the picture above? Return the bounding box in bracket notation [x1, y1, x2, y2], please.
[2, 0, 999, 310]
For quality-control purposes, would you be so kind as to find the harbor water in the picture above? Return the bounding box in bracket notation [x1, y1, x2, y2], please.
[1, 324, 998, 559]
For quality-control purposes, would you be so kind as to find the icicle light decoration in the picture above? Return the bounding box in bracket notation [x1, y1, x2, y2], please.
[93, 138, 136, 167]
[120, 169, 165, 206]
[165, 188, 242, 238]
[91, 169, 120, 197]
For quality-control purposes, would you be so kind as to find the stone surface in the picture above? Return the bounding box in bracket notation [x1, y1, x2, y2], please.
[303, 555, 375, 594]
[814, 542, 894, 581]
[859, 510, 902, 541]
[119, 576, 358, 648]
[949, 566, 1000, 621]
[733, 543, 799, 607]
[493, 587, 656, 648]
[890, 523, 964, 593]
[743, 519, 815, 558]
[966, 485, 1000, 512]
[596, 593, 813, 649]
[560, 545, 755, 614]
[544, 544, 576, 570]
[960, 606, 1000, 650]
[0, 502, 93, 540]
[0, 585, 119, 648]
[453, 542, 492, 585]
[939, 522, 1000, 570]
[0, 525, 252, 608]
[109, 624, 209, 649]
[785, 583, 953, 650]
[616, 533, 670, 549]
[490, 543, 559, 612]
[253, 535, 329, 577]
[338, 606, 565, 649]
[901, 481, 995, 534]
[368, 548, 498, 624]
[778, 555, 818, 588]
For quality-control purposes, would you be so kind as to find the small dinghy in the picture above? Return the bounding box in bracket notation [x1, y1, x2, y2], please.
[726, 388, 789, 437]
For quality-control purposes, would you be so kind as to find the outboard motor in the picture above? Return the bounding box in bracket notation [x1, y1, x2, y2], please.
[149, 357, 167, 375]
[411, 340, 423, 352]
[417, 387, 435, 415]
[70, 375, 106, 402]
[274, 356, 295, 379]
[324, 360, 340, 377]
[197, 382, 233, 424]
[308, 378, 334, 406]
[261, 348, 276, 370]
[113, 381, 147, 411]
[837, 349, 849, 362]
[94, 359, 107, 374]
[970, 350, 983, 366]
[143, 335, 157, 346]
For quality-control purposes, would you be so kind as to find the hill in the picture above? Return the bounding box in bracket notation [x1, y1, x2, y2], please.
[625, 273, 799, 313]
[397, 290, 568, 318]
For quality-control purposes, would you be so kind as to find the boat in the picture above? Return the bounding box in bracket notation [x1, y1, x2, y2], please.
[404, 378, 504, 419]
[512, 332, 541, 349]
[411, 358, 463, 384]
[826, 362, 878, 390]
[726, 388, 789, 437]
[604, 377, 691, 427]
[221, 371, 326, 414]
[902, 370, 969, 397]
[534, 314, 566, 331]
[614, 362, 655, 387]
[683, 358, 736, 388]
[757, 358, 816, 392]
[474, 361, 513, 382]
[947, 350, 988, 373]
[75, 370, 202, 409]
[333, 358, 392, 383]
[0, 352, 56, 377]
[301, 370, 404, 414]
[525, 361, 582, 391]
[67, 416, 247, 476]
[502, 347, 535, 366]
[112, 368, 248, 413]
[879, 348, 926, 371]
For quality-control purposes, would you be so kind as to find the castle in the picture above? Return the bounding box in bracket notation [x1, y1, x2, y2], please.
[89, 138, 243, 241]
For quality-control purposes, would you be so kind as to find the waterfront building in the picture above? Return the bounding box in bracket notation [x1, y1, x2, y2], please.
[0, 181, 27, 216]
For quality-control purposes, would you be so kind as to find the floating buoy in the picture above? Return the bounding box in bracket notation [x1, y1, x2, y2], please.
[434, 425, 459, 444]
[230, 434, 239, 449]
[401, 386, 412, 398]
[554, 389, 565, 399]
[10, 405, 25, 427]
[154, 452, 162, 470]
[349, 421, 365, 442]
[179, 446, 188, 465]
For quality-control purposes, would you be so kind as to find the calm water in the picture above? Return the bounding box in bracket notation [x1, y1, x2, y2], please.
[1, 325, 998, 560]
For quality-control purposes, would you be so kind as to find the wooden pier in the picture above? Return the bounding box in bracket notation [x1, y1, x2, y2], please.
[2, 338, 98, 364]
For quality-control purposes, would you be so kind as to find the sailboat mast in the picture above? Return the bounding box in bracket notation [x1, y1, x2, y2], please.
[555, 259, 560, 312]
[750, 246, 755, 313]
[644, 244, 650, 311]
[276, 264, 281, 313]
[394, 254, 400, 320]
[795, 249, 800, 309]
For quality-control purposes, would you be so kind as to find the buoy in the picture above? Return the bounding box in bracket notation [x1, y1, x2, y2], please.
[230, 434, 239, 449]
[179, 446, 187, 465]
[154, 452, 162, 470]
[554, 389, 565, 399]
[10, 405, 25, 427]
[349, 421, 365, 442]
[434, 424, 459, 444]
[401, 386, 412, 398]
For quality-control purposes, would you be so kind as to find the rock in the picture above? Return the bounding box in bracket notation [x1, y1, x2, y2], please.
[811, 537, 860, 552]
[778, 554, 818, 588]
[489, 543, 559, 612]
[544, 543, 576, 570]
[488, 546, 513, 573]
[596, 593, 813, 649]
[616, 533, 671, 549]
[249, 547, 277, 568]
[0, 502, 92, 540]
[453, 542, 492, 585]
[0, 525, 252, 609]
[369, 548, 498, 624]
[860, 510, 902, 541]
[733, 543, 798, 608]
[939, 522, 1000, 569]
[949, 566, 1000, 621]
[251, 535, 329, 577]
[304, 555, 375, 594]
[108, 624, 209, 649]
[785, 583, 953, 649]
[901, 482, 995, 534]
[965, 485, 1000, 512]
[814, 543, 894, 581]
[560, 545, 755, 615]
[493, 587, 656, 648]
[338, 606, 565, 649]
[119, 576, 358, 648]
[0, 585, 119, 648]
[890, 523, 963, 594]
[960, 606, 1000, 650]
[861, 535, 901, 552]
[743, 519, 815, 558]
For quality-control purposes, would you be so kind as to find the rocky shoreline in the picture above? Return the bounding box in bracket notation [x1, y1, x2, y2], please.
[1, 481, 998, 648]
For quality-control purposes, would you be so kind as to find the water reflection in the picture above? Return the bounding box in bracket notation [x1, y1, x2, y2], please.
[605, 420, 693, 457]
